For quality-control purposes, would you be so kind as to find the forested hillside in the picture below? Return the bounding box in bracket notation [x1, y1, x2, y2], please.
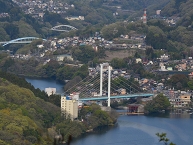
[0, 71, 117, 144]
[0, 78, 61, 144]
[0, 0, 15, 13]
[161, 0, 193, 27]
[0, 0, 47, 43]
[0, 0, 170, 42]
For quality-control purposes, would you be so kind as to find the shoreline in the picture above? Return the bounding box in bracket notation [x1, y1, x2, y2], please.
[118, 112, 144, 115]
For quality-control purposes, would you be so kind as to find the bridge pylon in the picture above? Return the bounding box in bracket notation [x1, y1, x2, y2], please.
[99, 63, 111, 107]
[107, 65, 111, 107]
[100, 63, 103, 96]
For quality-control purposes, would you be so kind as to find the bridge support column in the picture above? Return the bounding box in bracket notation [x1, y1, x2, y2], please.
[108, 65, 111, 107]
[100, 64, 103, 96]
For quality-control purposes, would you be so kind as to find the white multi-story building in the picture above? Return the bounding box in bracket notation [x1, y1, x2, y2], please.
[61, 96, 78, 121]
[45, 87, 56, 96]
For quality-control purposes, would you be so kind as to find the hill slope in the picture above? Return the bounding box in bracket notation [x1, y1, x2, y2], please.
[0, 78, 61, 145]
[161, 0, 193, 27]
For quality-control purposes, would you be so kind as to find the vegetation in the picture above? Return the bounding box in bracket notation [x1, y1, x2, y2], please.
[55, 104, 117, 143]
[166, 74, 189, 90]
[0, 52, 89, 83]
[144, 93, 171, 114]
[0, 78, 62, 144]
[78, 104, 117, 128]
[2, 0, 193, 144]
[156, 133, 176, 145]
[0, 0, 193, 63]
[0, 70, 64, 107]
[0, 70, 118, 144]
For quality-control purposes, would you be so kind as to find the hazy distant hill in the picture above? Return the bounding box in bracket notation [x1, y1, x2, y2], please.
[104, 0, 169, 10]
[161, 0, 193, 26]
[0, 0, 42, 45]
[0, 0, 16, 13]
[0, 0, 171, 42]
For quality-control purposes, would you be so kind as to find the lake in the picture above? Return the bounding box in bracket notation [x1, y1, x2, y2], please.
[71, 114, 193, 145]
[25, 77, 193, 145]
[25, 77, 64, 94]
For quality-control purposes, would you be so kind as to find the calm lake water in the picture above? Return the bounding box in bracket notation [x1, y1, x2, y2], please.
[71, 114, 193, 145]
[25, 78, 193, 145]
[25, 77, 64, 94]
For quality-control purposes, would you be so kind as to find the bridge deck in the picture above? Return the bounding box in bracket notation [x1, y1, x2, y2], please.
[79, 93, 154, 101]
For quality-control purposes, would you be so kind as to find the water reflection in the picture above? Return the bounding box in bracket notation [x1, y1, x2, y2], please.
[169, 109, 193, 118]
[143, 109, 193, 119]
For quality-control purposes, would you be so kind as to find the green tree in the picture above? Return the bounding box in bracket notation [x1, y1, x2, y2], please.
[146, 48, 157, 60]
[4, 23, 19, 39]
[43, 11, 69, 26]
[167, 74, 188, 90]
[145, 26, 167, 49]
[1, 58, 15, 71]
[144, 93, 171, 114]
[56, 65, 77, 82]
[0, 27, 9, 41]
[73, 45, 96, 63]
[101, 22, 128, 40]
[89, 0, 103, 8]
[110, 58, 127, 69]
[9, 7, 23, 21]
[156, 133, 176, 145]
[187, 80, 193, 90]
[73, 64, 88, 79]
[43, 60, 60, 78]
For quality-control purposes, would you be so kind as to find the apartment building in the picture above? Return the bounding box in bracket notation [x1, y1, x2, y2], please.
[61, 96, 78, 121]
[168, 90, 191, 107]
[180, 93, 191, 107]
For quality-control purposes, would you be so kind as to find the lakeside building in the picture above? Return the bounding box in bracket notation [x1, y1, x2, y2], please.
[128, 104, 144, 113]
[61, 96, 78, 121]
[45, 87, 56, 96]
[167, 90, 191, 108]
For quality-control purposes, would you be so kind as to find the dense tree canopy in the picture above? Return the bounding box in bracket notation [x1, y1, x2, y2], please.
[110, 58, 127, 69]
[146, 26, 167, 49]
[167, 74, 188, 90]
[0, 78, 61, 144]
[144, 93, 171, 114]
[43, 11, 69, 26]
[73, 45, 96, 63]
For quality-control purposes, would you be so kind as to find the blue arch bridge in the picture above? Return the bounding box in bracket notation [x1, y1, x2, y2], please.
[51, 25, 77, 32]
[0, 37, 46, 47]
[66, 63, 154, 106]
